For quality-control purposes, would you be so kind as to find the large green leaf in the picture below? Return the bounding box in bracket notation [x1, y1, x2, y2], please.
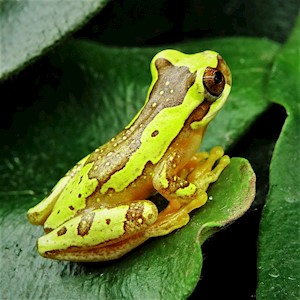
[0, 37, 277, 299]
[0, 0, 109, 80]
[257, 14, 300, 299]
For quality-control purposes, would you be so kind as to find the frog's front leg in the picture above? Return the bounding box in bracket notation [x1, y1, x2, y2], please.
[149, 146, 230, 237]
[185, 146, 230, 192]
[27, 156, 88, 225]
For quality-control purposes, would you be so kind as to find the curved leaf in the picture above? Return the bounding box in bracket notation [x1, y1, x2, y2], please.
[0, 0, 109, 80]
[1, 158, 255, 299]
[257, 14, 300, 299]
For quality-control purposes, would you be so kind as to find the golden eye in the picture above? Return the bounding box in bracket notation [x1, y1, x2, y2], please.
[203, 67, 225, 97]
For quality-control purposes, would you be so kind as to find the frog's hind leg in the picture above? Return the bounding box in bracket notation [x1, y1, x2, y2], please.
[147, 146, 230, 237]
[37, 200, 158, 262]
[27, 156, 88, 225]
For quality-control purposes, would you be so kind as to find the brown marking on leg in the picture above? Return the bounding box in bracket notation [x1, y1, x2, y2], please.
[77, 212, 95, 236]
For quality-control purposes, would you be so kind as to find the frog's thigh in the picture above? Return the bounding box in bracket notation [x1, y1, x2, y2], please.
[27, 156, 89, 225]
[38, 200, 158, 262]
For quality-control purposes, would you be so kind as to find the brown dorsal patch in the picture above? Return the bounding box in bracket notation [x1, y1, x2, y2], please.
[148, 58, 196, 110]
[87, 59, 196, 187]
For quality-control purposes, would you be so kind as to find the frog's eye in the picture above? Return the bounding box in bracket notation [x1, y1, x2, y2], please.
[203, 67, 225, 98]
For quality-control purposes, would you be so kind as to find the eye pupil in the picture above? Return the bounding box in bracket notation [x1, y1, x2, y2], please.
[203, 67, 225, 98]
[214, 71, 223, 84]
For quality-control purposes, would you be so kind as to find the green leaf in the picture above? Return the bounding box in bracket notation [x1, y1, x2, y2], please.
[0, 0, 109, 80]
[0, 37, 276, 299]
[257, 14, 300, 299]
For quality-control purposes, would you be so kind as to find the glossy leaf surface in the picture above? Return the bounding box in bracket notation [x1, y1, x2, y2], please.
[0, 38, 268, 299]
[257, 14, 300, 299]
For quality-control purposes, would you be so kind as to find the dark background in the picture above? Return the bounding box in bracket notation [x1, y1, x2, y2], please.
[1, 1, 299, 299]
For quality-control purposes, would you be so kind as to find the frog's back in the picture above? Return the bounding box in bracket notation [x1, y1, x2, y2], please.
[86, 59, 197, 189]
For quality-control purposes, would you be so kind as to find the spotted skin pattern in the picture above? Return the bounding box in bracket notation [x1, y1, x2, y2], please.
[27, 49, 232, 262]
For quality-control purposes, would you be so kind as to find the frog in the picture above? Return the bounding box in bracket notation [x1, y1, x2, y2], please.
[27, 49, 232, 262]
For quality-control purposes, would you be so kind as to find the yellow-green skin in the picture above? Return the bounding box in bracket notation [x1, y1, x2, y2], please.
[27, 49, 232, 262]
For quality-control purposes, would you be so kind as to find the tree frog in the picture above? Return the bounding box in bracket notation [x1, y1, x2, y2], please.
[27, 49, 232, 262]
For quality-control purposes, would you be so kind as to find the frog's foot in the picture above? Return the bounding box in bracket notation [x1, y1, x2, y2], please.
[146, 191, 207, 237]
[148, 146, 230, 237]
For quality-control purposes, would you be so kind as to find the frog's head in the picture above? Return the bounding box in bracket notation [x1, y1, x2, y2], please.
[149, 49, 232, 129]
